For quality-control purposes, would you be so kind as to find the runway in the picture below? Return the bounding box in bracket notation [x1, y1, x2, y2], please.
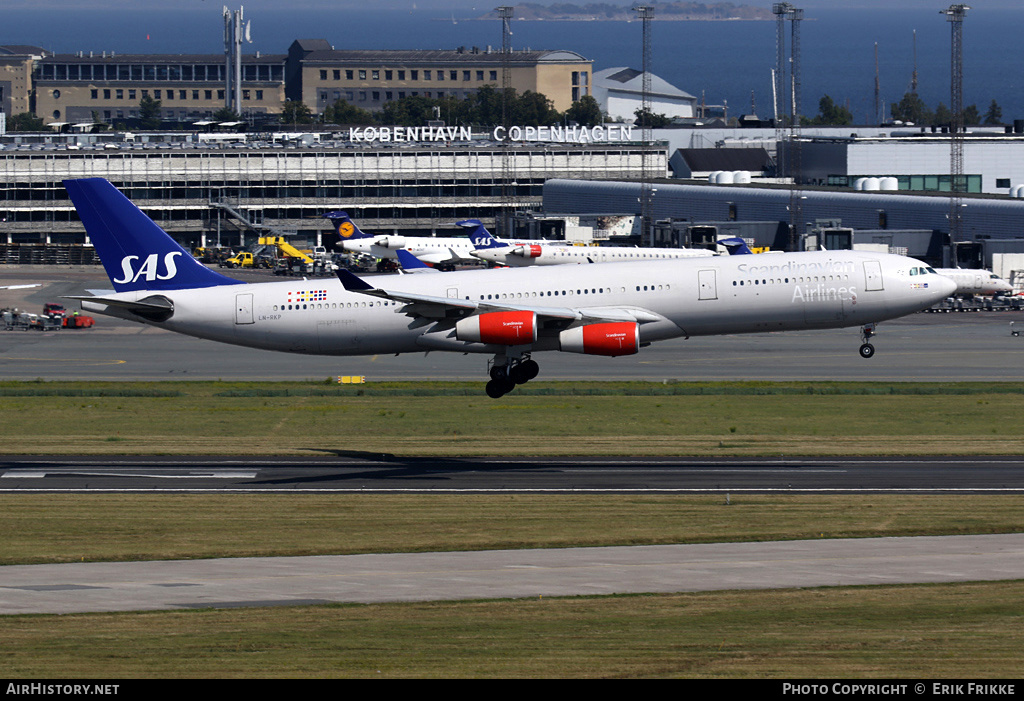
[3, 455, 1024, 493]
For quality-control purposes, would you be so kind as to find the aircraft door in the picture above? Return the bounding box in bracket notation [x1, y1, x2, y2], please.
[447, 287, 460, 299]
[698, 269, 718, 300]
[235, 293, 254, 325]
[863, 261, 884, 291]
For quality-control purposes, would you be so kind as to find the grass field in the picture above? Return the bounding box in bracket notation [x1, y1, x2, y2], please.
[3, 582, 1023, 678]
[3, 379, 1024, 455]
[2, 380, 1023, 677]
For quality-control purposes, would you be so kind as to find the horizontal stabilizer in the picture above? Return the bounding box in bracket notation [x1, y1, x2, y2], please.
[65, 294, 174, 322]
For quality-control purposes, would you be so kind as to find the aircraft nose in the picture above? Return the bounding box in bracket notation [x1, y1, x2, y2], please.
[935, 274, 958, 299]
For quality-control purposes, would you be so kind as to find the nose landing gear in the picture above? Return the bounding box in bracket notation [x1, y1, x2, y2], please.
[485, 353, 539, 398]
[859, 323, 876, 359]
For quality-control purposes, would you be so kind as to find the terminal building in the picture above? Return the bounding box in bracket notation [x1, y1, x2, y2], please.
[33, 52, 288, 125]
[0, 134, 661, 259]
[287, 42, 591, 115]
[541, 177, 1024, 269]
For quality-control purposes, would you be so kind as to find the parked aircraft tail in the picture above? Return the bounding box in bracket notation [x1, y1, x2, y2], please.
[718, 237, 753, 255]
[63, 178, 243, 293]
[460, 219, 504, 249]
[323, 211, 372, 241]
[396, 249, 439, 274]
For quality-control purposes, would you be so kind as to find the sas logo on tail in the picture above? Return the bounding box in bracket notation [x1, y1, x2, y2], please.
[114, 252, 182, 284]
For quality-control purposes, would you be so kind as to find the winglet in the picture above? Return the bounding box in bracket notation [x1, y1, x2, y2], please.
[718, 237, 753, 255]
[336, 268, 375, 291]
[323, 211, 372, 240]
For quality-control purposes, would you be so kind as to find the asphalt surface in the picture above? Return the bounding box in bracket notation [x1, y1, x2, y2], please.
[3, 455, 1024, 493]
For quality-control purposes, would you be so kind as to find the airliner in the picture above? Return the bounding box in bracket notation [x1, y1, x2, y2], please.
[468, 228, 715, 266]
[62, 178, 956, 398]
[325, 213, 557, 269]
[933, 268, 1014, 296]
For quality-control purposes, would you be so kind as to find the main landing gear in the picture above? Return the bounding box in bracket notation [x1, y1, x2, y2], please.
[485, 353, 540, 398]
[859, 323, 877, 359]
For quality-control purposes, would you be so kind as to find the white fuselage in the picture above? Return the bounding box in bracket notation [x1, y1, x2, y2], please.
[81, 251, 954, 358]
[934, 268, 1014, 296]
[471, 244, 714, 267]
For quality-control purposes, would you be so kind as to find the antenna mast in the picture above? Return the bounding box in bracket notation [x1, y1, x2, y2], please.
[634, 5, 654, 245]
[942, 4, 969, 259]
[911, 29, 918, 94]
[497, 6, 515, 236]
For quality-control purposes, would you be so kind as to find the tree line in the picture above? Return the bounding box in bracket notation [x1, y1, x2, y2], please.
[805, 92, 1006, 127]
[288, 86, 605, 129]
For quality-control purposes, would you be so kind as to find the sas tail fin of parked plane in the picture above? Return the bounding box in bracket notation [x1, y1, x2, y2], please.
[461, 219, 504, 249]
[63, 178, 242, 293]
[718, 237, 753, 255]
[323, 211, 373, 241]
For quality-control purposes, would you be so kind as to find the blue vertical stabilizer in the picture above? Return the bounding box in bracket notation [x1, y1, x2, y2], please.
[64, 178, 243, 292]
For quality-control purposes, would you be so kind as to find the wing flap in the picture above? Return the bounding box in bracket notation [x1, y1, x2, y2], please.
[336, 269, 663, 326]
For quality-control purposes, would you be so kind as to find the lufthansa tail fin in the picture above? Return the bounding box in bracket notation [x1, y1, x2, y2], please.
[718, 237, 753, 255]
[323, 211, 372, 241]
[63, 178, 243, 293]
[458, 219, 505, 249]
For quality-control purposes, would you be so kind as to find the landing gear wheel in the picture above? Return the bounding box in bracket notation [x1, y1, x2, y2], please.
[485, 377, 515, 399]
[489, 365, 509, 381]
[859, 343, 875, 359]
[519, 359, 540, 381]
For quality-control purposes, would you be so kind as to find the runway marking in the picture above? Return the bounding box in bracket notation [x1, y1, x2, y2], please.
[3, 488, 1024, 494]
[0, 356, 127, 366]
[1, 470, 257, 479]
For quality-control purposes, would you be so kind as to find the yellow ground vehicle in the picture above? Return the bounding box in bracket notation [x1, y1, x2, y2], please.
[221, 251, 271, 269]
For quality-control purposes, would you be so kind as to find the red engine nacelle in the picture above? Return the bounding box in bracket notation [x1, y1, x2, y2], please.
[455, 310, 538, 345]
[559, 322, 639, 356]
[512, 244, 543, 258]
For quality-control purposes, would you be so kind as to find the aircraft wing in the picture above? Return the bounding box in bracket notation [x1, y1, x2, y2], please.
[336, 269, 662, 325]
[407, 250, 452, 265]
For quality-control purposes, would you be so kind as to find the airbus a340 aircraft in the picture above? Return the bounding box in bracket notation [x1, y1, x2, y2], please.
[63, 178, 956, 398]
[468, 228, 715, 266]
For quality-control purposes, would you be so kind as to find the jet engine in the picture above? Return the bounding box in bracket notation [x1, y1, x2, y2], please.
[559, 322, 639, 356]
[373, 235, 407, 249]
[511, 245, 543, 258]
[455, 310, 538, 345]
